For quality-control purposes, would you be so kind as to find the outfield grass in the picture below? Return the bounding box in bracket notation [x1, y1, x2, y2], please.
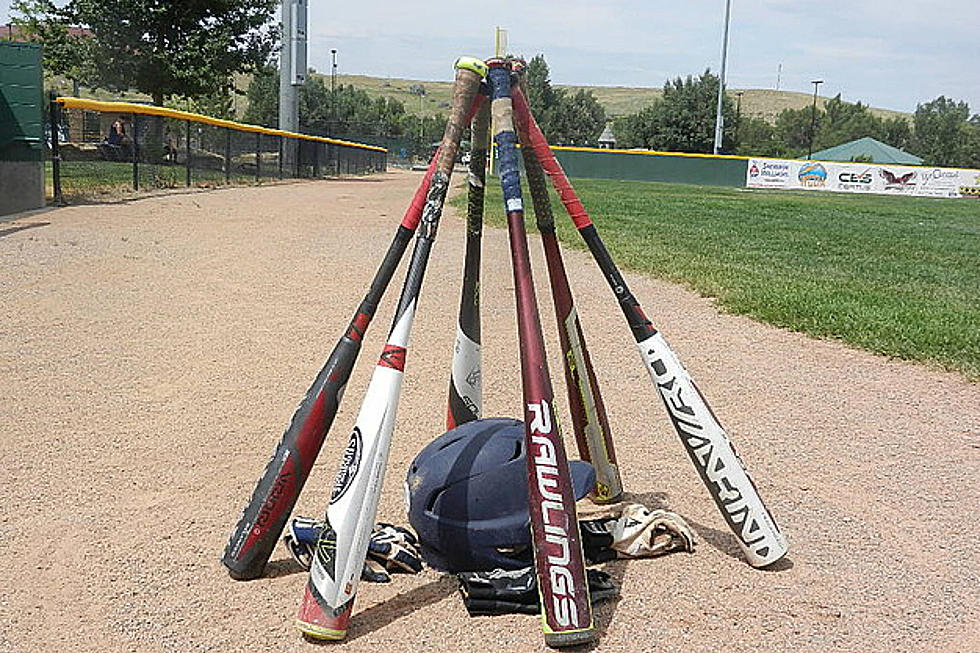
[462, 180, 980, 379]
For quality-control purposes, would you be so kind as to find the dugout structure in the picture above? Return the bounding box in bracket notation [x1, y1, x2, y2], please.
[0, 42, 44, 217]
[50, 97, 387, 202]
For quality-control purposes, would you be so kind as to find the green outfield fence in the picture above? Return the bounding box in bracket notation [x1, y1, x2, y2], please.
[490, 143, 749, 187]
[548, 145, 748, 186]
[49, 96, 387, 202]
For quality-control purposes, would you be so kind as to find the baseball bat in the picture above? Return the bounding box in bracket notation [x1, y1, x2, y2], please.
[295, 57, 488, 640]
[512, 64, 622, 504]
[221, 95, 487, 581]
[446, 99, 491, 429]
[487, 60, 595, 648]
[511, 85, 788, 568]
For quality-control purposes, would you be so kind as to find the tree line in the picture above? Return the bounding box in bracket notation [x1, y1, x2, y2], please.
[242, 66, 449, 156]
[613, 70, 980, 168]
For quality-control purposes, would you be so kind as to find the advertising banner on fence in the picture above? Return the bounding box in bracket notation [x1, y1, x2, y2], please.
[746, 158, 980, 198]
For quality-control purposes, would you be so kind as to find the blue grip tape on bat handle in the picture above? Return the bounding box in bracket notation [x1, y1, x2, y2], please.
[487, 66, 522, 209]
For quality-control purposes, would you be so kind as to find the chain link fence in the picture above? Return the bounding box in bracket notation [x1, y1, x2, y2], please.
[49, 96, 387, 203]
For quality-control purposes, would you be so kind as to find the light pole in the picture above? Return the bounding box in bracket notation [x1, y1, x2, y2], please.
[418, 88, 425, 142]
[713, 0, 733, 155]
[807, 79, 823, 160]
[330, 49, 337, 135]
[735, 90, 744, 150]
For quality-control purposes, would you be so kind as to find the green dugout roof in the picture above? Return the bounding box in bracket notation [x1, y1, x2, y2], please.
[811, 136, 923, 165]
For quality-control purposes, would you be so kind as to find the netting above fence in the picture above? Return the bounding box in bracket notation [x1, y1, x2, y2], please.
[50, 97, 387, 201]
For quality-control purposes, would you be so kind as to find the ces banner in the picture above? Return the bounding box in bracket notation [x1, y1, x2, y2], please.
[746, 158, 980, 199]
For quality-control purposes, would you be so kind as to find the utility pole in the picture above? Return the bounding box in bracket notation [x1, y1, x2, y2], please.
[278, 0, 306, 134]
[713, 0, 733, 155]
[279, 0, 306, 167]
[807, 79, 823, 160]
[331, 48, 337, 135]
[735, 90, 744, 150]
[418, 87, 425, 142]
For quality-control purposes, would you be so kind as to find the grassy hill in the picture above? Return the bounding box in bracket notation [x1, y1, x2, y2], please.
[331, 73, 910, 123]
[48, 70, 910, 126]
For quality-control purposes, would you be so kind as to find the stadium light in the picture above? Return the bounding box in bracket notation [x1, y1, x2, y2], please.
[712, 0, 733, 155]
[331, 49, 338, 135]
[807, 79, 823, 160]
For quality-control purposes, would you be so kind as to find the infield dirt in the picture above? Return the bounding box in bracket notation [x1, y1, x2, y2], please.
[1, 171, 977, 652]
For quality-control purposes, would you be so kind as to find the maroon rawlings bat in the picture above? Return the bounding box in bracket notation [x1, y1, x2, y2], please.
[487, 59, 595, 648]
[511, 61, 622, 503]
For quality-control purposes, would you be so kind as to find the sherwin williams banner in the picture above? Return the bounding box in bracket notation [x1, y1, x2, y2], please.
[746, 158, 980, 198]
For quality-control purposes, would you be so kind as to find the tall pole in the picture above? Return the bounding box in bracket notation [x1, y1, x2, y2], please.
[279, 0, 298, 134]
[713, 0, 733, 155]
[331, 48, 337, 135]
[418, 91, 424, 141]
[807, 79, 823, 160]
[735, 90, 743, 151]
[279, 0, 306, 169]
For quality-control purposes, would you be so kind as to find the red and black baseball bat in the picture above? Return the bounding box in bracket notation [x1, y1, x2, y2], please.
[222, 94, 487, 581]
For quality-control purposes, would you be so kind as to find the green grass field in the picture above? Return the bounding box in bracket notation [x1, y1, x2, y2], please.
[461, 180, 980, 379]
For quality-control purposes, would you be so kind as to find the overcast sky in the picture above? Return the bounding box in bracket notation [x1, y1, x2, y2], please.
[4, 0, 978, 114]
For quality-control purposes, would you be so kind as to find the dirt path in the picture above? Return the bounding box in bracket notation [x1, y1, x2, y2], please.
[1, 171, 977, 653]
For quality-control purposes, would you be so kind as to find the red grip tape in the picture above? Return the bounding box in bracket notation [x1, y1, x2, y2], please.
[400, 94, 487, 230]
[512, 88, 593, 230]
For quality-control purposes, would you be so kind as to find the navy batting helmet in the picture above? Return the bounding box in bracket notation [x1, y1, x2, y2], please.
[405, 417, 595, 572]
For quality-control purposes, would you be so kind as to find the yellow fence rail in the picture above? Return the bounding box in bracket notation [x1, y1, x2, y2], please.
[56, 97, 387, 153]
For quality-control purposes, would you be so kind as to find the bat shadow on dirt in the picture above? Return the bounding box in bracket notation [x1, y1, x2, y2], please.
[0, 222, 49, 239]
[685, 517, 794, 572]
[328, 575, 458, 643]
[261, 556, 307, 578]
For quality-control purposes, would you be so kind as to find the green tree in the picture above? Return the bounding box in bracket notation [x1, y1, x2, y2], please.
[614, 70, 735, 153]
[880, 116, 912, 151]
[736, 116, 787, 157]
[963, 115, 980, 169]
[243, 64, 279, 127]
[547, 89, 605, 146]
[12, 0, 278, 106]
[819, 95, 882, 148]
[774, 106, 822, 155]
[524, 54, 559, 121]
[242, 71, 409, 143]
[911, 96, 972, 166]
[10, 0, 89, 80]
[522, 54, 605, 146]
[614, 105, 659, 149]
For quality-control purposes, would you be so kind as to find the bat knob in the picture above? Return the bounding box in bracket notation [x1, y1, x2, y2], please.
[454, 56, 489, 78]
